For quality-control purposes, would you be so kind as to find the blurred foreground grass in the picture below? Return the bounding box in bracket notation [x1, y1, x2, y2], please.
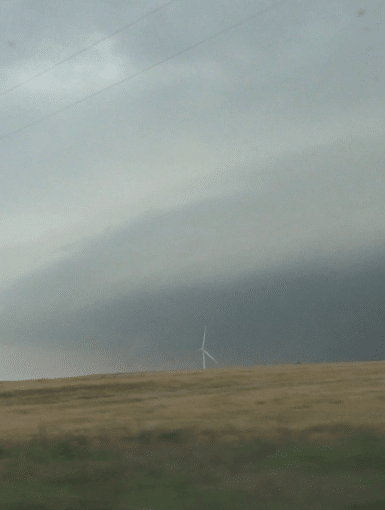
[1, 423, 385, 510]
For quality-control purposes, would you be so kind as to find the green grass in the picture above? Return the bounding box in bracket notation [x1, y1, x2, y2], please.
[1, 425, 385, 510]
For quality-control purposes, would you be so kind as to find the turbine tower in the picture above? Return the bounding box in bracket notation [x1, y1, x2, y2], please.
[198, 326, 218, 370]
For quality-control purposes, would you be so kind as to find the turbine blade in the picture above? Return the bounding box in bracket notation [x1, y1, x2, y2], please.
[204, 350, 218, 363]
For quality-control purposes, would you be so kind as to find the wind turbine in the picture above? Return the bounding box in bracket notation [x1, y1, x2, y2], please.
[197, 326, 218, 370]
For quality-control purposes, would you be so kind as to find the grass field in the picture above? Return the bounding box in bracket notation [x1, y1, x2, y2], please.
[0, 360, 384, 509]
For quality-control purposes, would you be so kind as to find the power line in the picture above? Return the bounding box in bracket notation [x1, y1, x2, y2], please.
[0, 0, 289, 142]
[0, 0, 178, 98]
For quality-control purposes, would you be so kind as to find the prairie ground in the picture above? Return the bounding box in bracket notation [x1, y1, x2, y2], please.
[0, 360, 384, 509]
[1, 360, 384, 451]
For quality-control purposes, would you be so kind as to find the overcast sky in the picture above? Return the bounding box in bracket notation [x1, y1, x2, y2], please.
[0, 0, 384, 381]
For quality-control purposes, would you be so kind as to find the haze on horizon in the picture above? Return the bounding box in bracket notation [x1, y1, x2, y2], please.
[0, 0, 384, 381]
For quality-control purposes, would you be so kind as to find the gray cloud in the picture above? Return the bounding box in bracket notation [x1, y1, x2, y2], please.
[0, 0, 384, 380]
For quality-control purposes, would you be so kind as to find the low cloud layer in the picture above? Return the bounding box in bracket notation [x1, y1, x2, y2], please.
[1, 0, 384, 380]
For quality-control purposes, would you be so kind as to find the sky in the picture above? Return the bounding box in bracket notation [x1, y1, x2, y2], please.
[0, 0, 384, 381]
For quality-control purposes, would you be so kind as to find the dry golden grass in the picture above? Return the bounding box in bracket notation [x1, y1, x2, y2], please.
[0, 360, 384, 454]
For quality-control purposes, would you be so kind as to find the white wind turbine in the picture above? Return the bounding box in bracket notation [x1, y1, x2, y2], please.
[197, 326, 218, 370]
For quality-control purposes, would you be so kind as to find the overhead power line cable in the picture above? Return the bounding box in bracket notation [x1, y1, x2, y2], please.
[0, 0, 289, 142]
[0, 0, 178, 98]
